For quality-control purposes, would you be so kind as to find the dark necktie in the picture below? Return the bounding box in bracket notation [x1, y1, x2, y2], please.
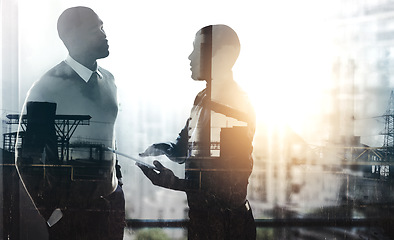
[88, 71, 99, 86]
[83, 72, 100, 100]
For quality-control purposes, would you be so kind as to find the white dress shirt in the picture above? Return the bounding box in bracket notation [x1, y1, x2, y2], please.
[65, 55, 103, 82]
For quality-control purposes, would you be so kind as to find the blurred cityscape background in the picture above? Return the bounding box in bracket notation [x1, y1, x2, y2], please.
[2, 0, 394, 239]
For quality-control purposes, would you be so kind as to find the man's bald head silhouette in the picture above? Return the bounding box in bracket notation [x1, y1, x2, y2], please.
[57, 6, 109, 70]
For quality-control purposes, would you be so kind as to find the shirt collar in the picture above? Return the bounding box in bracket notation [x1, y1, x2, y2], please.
[65, 55, 102, 83]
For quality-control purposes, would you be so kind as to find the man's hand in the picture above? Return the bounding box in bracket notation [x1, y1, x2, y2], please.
[139, 144, 171, 157]
[137, 160, 179, 190]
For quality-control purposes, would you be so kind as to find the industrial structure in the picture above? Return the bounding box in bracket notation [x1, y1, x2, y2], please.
[3, 112, 91, 161]
[382, 90, 394, 162]
[1, 102, 113, 239]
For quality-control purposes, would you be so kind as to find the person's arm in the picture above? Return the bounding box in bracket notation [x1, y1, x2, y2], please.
[139, 118, 191, 163]
[137, 160, 190, 191]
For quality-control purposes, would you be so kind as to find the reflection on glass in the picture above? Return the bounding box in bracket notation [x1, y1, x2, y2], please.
[138, 24, 257, 239]
[1, 1, 394, 240]
[8, 6, 125, 240]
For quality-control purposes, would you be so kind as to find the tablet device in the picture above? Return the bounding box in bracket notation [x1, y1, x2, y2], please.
[107, 147, 158, 170]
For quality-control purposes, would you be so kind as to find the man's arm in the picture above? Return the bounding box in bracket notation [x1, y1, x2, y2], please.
[139, 118, 191, 163]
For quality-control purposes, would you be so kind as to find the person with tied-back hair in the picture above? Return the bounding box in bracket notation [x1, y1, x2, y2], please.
[20, 6, 125, 239]
[138, 24, 256, 240]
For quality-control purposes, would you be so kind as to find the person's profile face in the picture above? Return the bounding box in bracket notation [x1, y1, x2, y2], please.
[75, 14, 109, 60]
[188, 31, 203, 81]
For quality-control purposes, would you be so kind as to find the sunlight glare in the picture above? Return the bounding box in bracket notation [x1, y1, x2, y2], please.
[235, 1, 336, 138]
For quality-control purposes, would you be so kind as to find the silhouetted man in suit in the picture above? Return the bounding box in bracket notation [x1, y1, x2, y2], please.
[138, 24, 256, 240]
[18, 6, 125, 239]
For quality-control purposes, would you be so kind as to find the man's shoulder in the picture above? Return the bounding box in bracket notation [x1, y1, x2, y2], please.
[41, 61, 77, 81]
[26, 62, 78, 101]
[31, 61, 75, 89]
